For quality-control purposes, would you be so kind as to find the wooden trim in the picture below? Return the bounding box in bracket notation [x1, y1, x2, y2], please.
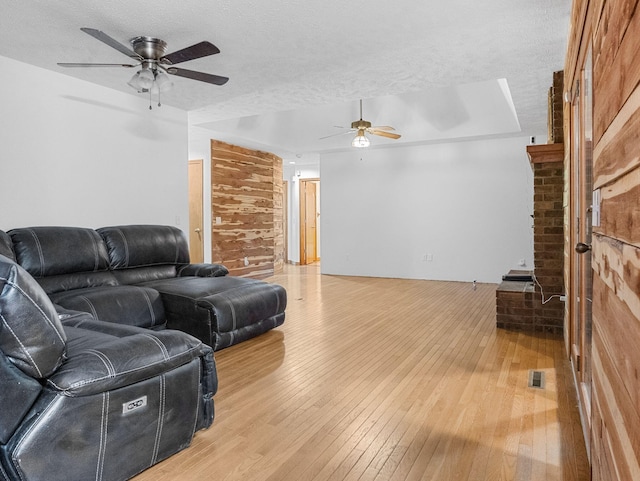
[526, 143, 565, 164]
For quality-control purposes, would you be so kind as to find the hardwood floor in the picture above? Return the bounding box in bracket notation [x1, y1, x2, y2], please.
[133, 264, 590, 481]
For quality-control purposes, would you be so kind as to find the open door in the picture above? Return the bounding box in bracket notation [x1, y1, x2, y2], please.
[299, 179, 319, 265]
[188, 159, 204, 263]
[283, 180, 289, 264]
[569, 45, 593, 436]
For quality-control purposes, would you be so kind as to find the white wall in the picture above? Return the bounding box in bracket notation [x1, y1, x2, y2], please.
[0, 55, 188, 231]
[320, 136, 534, 283]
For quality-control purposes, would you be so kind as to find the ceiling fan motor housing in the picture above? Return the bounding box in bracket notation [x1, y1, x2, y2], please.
[130, 36, 168, 61]
[351, 119, 372, 129]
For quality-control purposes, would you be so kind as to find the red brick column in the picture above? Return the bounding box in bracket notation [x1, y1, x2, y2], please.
[528, 144, 565, 332]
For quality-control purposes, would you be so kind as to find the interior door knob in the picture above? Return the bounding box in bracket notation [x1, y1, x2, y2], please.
[194, 228, 201, 233]
[575, 242, 591, 254]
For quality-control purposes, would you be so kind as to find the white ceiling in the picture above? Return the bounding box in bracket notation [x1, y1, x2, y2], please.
[0, 0, 571, 159]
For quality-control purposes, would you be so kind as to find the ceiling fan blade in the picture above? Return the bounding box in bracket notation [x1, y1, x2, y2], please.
[161, 41, 220, 65]
[167, 67, 229, 85]
[369, 129, 401, 139]
[80, 28, 142, 60]
[370, 126, 396, 131]
[319, 130, 355, 140]
[57, 62, 137, 68]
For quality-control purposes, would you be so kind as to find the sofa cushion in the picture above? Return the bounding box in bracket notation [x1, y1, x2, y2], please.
[98, 225, 190, 270]
[10, 226, 110, 277]
[9, 227, 117, 294]
[0, 255, 66, 379]
[49, 319, 209, 396]
[140, 276, 287, 335]
[51, 285, 166, 329]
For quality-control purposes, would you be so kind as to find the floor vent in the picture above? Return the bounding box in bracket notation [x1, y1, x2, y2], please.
[528, 370, 545, 389]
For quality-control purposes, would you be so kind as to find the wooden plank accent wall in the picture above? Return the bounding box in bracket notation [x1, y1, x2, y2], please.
[566, 1, 640, 479]
[210, 139, 284, 278]
[273, 158, 284, 273]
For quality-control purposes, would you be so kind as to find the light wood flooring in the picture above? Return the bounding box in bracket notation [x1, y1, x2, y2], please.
[133, 264, 590, 481]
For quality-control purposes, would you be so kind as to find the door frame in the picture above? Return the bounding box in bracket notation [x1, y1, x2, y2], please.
[283, 180, 289, 264]
[299, 178, 320, 265]
[188, 159, 204, 263]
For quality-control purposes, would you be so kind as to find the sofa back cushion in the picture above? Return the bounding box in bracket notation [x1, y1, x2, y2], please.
[98, 225, 190, 283]
[9, 227, 117, 294]
[0, 230, 14, 261]
[0, 254, 66, 379]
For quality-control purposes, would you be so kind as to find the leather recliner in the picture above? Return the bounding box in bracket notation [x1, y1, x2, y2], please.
[0, 254, 217, 481]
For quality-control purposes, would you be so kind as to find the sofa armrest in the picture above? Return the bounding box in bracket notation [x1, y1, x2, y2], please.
[48, 321, 214, 397]
[178, 263, 229, 277]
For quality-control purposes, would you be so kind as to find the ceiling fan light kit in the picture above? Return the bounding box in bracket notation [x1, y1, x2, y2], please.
[58, 28, 228, 110]
[352, 129, 370, 148]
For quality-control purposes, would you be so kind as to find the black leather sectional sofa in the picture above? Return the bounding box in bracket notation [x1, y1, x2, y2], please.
[0, 224, 287, 481]
[6, 224, 287, 351]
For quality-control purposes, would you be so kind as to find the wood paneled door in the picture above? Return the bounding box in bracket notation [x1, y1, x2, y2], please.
[188, 159, 204, 263]
[568, 39, 594, 448]
[299, 179, 319, 265]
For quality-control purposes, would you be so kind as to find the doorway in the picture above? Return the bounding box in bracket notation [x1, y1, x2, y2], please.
[283, 180, 289, 263]
[188, 159, 204, 263]
[299, 179, 320, 265]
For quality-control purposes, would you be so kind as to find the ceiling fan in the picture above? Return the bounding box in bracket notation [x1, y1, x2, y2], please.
[57, 28, 228, 108]
[321, 99, 402, 148]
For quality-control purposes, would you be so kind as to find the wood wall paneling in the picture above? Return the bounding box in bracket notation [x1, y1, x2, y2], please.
[592, 74, 640, 189]
[566, 0, 640, 479]
[210, 140, 284, 278]
[592, 0, 640, 144]
[273, 157, 284, 273]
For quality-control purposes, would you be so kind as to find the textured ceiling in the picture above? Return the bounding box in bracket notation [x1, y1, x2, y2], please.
[0, 0, 571, 157]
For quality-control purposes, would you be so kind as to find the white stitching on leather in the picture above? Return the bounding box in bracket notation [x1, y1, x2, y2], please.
[0, 275, 66, 345]
[209, 292, 237, 330]
[86, 230, 100, 271]
[73, 295, 99, 319]
[151, 375, 166, 465]
[172, 228, 180, 264]
[96, 391, 109, 481]
[140, 289, 157, 326]
[141, 333, 170, 360]
[46, 343, 200, 393]
[86, 349, 116, 377]
[26, 229, 45, 277]
[0, 312, 43, 378]
[189, 360, 201, 436]
[113, 229, 128, 267]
